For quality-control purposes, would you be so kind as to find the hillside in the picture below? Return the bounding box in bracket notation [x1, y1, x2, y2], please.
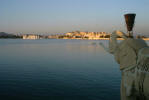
[0, 32, 21, 38]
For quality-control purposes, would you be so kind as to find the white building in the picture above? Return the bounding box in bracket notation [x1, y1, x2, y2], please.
[23, 34, 40, 39]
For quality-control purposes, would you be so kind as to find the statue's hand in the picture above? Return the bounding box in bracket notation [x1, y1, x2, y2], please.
[111, 31, 117, 39]
[115, 30, 127, 40]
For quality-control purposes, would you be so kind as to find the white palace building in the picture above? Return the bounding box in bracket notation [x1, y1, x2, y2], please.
[23, 34, 40, 39]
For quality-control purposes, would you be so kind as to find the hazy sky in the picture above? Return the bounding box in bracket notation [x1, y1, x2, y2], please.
[0, 0, 149, 35]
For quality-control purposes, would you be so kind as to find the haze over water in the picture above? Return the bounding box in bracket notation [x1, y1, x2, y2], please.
[0, 0, 149, 35]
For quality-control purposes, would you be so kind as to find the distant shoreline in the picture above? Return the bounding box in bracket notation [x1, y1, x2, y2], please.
[0, 38, 149, 41]
[55, 38, 149, 41]
[1, 32, 149, 41]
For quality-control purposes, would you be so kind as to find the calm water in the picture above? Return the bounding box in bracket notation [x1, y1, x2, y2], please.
[0, 39, 122, 100]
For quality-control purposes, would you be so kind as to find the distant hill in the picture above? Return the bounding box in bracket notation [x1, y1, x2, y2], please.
[0, 32, 14, 36]
[0, 32, 22, 38]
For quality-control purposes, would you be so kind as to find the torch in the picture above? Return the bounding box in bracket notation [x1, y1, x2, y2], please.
[124, 13, 136, 38]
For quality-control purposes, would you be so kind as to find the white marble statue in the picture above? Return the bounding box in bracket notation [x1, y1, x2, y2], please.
[100, 30, 149, 100]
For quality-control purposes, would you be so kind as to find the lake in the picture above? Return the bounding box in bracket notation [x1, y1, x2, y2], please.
[0, 39, 126, 100]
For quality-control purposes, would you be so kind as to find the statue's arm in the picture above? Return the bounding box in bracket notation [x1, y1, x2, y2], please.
[109, 31, 119, 54]
[99, 30, 126, 54]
